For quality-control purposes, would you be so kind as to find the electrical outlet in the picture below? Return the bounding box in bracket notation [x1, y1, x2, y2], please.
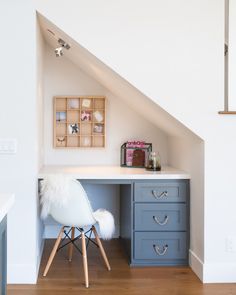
[226, 236, 236, 252]
[0, 139, 17, 154]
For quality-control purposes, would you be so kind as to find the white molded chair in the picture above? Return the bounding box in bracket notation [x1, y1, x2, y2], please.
[41, 177, 114, 288]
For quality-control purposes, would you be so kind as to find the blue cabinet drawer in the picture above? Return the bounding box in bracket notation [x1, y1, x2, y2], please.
[134, 203, 186, 231]
[134, 181, 187, 203]
[134, 232, 187, 260]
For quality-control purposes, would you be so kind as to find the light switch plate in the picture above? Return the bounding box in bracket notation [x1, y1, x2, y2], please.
[0, 139, 17, 154]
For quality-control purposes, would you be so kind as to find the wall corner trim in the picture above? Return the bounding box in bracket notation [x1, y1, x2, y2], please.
[189, 249, 204, 282]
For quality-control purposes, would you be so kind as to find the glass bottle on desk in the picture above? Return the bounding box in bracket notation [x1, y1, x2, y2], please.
[146, 151, 161, 171]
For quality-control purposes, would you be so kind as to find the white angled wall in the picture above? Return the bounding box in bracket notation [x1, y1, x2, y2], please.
[43, 44, 168, 166]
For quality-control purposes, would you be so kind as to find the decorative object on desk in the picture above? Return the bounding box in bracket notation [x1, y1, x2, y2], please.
[146, 151, 161, 171]
[54, 96, 106, 148]
[120, 141, 152, 168]
[68, 123, 79, 134]
[132, 149, 145, 167]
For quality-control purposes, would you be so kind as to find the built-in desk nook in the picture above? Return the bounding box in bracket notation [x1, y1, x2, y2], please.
[39, 166, 190, 267]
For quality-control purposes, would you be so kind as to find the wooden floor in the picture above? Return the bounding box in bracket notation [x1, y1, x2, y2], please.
[8, 239, 236, 295]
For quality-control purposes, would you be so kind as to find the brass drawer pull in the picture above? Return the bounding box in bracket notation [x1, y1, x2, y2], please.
[152, 190, 168, 199]
[153, 244, 168, 256]
[153, 215, 169, 225]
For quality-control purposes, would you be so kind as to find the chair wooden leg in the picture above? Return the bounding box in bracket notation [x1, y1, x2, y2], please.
[68, 227, 75, 262]
[43, 226, 64, 277]
[81, 231, 89, 288]
[92, 226, 111, 271]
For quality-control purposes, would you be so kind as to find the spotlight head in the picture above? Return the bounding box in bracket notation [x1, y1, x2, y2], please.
[58, 38, 70, 50]
[55, 47, 63, 57]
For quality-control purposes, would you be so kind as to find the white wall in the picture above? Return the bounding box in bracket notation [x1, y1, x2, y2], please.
[44, 43, 168, 166]
[0, 1, 38, 283]
[36, 0, 236, 283]
[168, 135, 204, 280]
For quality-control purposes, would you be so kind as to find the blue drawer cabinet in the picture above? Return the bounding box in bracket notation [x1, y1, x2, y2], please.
[131, 180, 189, 266]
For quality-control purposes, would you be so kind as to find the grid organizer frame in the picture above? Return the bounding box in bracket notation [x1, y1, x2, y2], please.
[54, 96, 106, 148]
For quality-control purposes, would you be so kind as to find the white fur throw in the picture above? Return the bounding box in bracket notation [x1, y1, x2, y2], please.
[93, 209, 115, 240]
[40, 175, 72, 219]
[40, 175, 115, 240]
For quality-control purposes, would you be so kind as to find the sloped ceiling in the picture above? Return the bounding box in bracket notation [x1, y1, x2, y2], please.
[38, 13, 201, 140]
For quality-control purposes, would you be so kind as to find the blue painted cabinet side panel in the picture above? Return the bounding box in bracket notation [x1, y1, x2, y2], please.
[0, 217, 7, 295]
[120, 184, 132, 262]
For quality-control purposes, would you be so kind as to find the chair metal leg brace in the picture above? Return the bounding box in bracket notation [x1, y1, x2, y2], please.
[57, 229, 82, 254]
[76, 227, 99, 248]
[56, 227, 98, 254]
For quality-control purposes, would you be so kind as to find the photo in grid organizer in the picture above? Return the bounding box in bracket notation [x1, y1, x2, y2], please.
[68, 98, 79, 109]
[56, 136, 66, 146]
[93, 123, 104, 134]
[81, 136, 91, 147]
[68, 123, 79, 134]
[81, 98, 92, 108]
[56, 111, 66, 122]
[81, 110, 92, 121]
[93, 110, 103, 122]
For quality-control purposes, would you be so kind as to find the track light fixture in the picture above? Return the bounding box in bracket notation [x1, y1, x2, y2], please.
[47, 29, 71, 57]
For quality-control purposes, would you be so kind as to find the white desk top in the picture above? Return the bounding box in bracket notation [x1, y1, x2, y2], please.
[0, 194, 14, 223]
[39, 166, 190, 180]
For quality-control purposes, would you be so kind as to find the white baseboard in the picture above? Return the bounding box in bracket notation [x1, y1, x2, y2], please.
[189, 249, 204, 282]
[203, 262, 236, 283]
[36, 238, 45, 277]
[189, 249, 236, 283]
[7, 263, 37, 284]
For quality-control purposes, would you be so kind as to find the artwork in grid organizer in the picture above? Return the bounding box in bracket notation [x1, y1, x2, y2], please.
[81, 110, 92, 121]
[56, 136, 66, 147]
[54, 96, 105, 148]
[56, 111, 66, 122]
[93, 123, 104, 134]
[68, 98, 79, 109]
[82, 98, 92, 108]
[68, 123, 79, 134]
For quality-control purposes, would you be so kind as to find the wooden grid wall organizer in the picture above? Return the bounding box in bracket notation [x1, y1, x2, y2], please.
[54, 96, 106, 148]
